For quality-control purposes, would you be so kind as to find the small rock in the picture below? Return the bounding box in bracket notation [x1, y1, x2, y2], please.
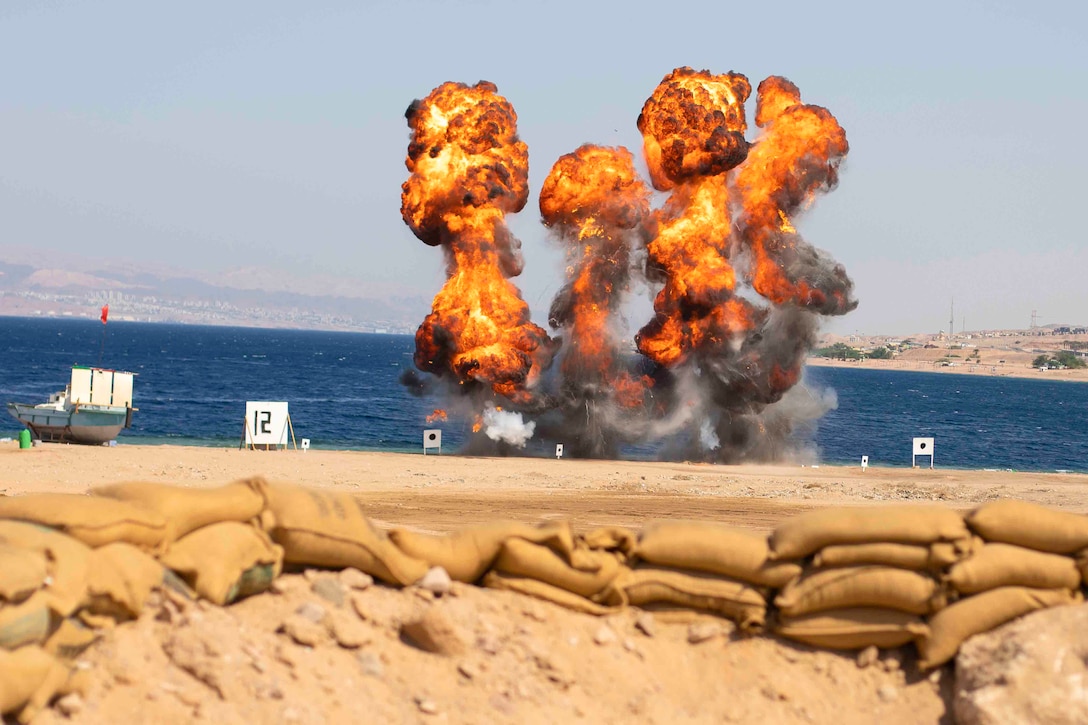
[311, 576, 346, 607]
[457, 660, 479, 680]
[418, 567, 452, 595]
[349, 592, 370, 621]
[417, 697, 439, 715]
[55, 693, 84, 717]
[687, 622, 724, 644]
[877, 684, 899, 702]
[882, 657, 901, 673]
[295, 601, 328, 624]
[402, 607, 468, 656]
[281, 614, 327, 647]
[328, 610, 371, 649]
[634, 613, 656, 637]
[928, 669, 942, 684]
[593, 626, 617, 646]
[339, 568, 374, 591]
[357, 651, 384, 678]
[856, 645, 879, 669]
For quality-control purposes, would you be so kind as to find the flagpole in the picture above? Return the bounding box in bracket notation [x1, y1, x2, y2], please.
[97, 304, 109, 366]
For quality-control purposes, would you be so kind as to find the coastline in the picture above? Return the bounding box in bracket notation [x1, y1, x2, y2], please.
[805, 355, 1088, 383]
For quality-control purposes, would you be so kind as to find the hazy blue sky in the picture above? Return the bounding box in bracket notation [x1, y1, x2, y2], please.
[2, 1, 1085, 336]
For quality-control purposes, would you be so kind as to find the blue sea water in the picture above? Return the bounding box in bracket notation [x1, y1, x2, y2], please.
[2, 317, 1086, 473]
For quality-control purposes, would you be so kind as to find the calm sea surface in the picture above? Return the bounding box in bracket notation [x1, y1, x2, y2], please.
[2, 317, 1086, 473]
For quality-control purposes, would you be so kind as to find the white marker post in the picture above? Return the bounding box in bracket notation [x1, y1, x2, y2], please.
[912, 437, 935, 469]
[861, 455, 869, 471]
[555, 444, 564, 459]
[423, 429, 442, 455]
[301, 438, 310, 451]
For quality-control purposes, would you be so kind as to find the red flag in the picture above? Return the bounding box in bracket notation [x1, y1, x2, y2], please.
[100, 304, 109, 325]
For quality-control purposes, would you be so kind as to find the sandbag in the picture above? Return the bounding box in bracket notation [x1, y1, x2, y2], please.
[775, 565, 943, 617]
[775, 608, 929, 650]
[491, 538, 626, 600]
[0, 494, 169, 551]
[770, 505, 969, 560]
[262, 484, 428, 586]
[84, 542, 167, 621]
[946, 543, 1081, 595]
[0, 545, 48, 604]
[604, 566, 767, 632]
[0, 646, 75, 721]
[91, 478, 267, 540]
[160, 522, 284, 605]
[0, 592, 58, 650]
[0, 522, 92, 616]
[812, 540, 972, 571]
[636, 520, 800, 588]
[389, 521, 575, 583]
[42, 618, 98, 662]
[917, 586, 1081, 670]
[481, 572, 619, 616]
[966, 500, 1088, 554]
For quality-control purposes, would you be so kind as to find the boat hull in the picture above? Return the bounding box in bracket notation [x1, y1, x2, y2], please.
[7, 402, 131, 445]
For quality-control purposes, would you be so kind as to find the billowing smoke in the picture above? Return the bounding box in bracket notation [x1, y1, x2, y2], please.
[400, 68, 856, 462]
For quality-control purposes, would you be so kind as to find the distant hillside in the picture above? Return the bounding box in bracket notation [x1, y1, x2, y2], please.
[0, 258, 433, 332]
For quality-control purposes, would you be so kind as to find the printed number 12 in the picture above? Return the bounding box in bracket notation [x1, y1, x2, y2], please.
[254, 410, 272, 435]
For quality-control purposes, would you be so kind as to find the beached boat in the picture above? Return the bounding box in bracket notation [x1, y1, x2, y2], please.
[7, 366, 137, 445]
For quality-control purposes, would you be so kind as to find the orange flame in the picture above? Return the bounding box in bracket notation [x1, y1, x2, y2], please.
[402, 81, 555, 404]
[540, 144, 652, 407]
[734, 76, 853, 313]
[635, 68, 758, 366]
[425, 409, 448, 424]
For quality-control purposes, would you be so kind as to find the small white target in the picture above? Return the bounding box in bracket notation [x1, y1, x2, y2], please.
[556, 444, 564, 459]
[861, 455, 869, 471]
[301, 438, 310, 450]
[423, 429, 442, 454]
[912, 437, 935, 468]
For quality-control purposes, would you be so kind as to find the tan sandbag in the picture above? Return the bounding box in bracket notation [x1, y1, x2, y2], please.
[636, 520, 801, 588]
[0, 545, 48, 604]
[491, 538, 626, 599]
[966, 500, 1088, 554]
[481, 572, 619, 615]
[0, 494, 169, 551]
[0, 645, 74, 720]
[389, 521, 575, 583]
[42, 618, 98, 661]
[160, 522, 284, 605]
[604, 566, 767, 632]
[775, 608, 929, 650]
[262, 483, 428, 586]
[84, 542, 167, 621]
[946, 543, 1081, 594]
[917, 586, 1082, 670]
[580, 526, 638, 557]
[0, 592, 58, 650]
[770, 505, 969, 560]
[813, 540, 973, 571]
[775, 565, 943, 617]
[91, 478, 267, 540]
[0, 522, 92, 616]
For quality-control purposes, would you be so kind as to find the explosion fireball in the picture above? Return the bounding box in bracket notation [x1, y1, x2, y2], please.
[401, 68, 857, 462]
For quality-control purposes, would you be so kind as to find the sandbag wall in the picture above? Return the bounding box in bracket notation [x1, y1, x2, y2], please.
[2, 479, 1087, 721]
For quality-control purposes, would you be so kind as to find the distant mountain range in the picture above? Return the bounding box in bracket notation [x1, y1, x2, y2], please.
[0, 255, 433, 332]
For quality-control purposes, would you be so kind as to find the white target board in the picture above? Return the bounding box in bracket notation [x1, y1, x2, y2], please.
[423, 429, 442, 454]
[556, 444, 564, 459]
[912, 437, 935, 468]
[861, 455, 869, 471]
[245, 401, 290, 446]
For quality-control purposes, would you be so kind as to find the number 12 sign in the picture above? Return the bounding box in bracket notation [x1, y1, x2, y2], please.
[245, 401, 290, 446]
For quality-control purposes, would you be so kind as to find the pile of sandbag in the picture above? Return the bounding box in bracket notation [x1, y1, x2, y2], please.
[915, 500, 1087, 669]
[3, 478, 1088, 720]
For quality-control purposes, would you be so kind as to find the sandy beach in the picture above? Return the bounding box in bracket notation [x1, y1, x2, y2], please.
[4, 443, 1088, 533]
[4, 443, 1088, 724]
